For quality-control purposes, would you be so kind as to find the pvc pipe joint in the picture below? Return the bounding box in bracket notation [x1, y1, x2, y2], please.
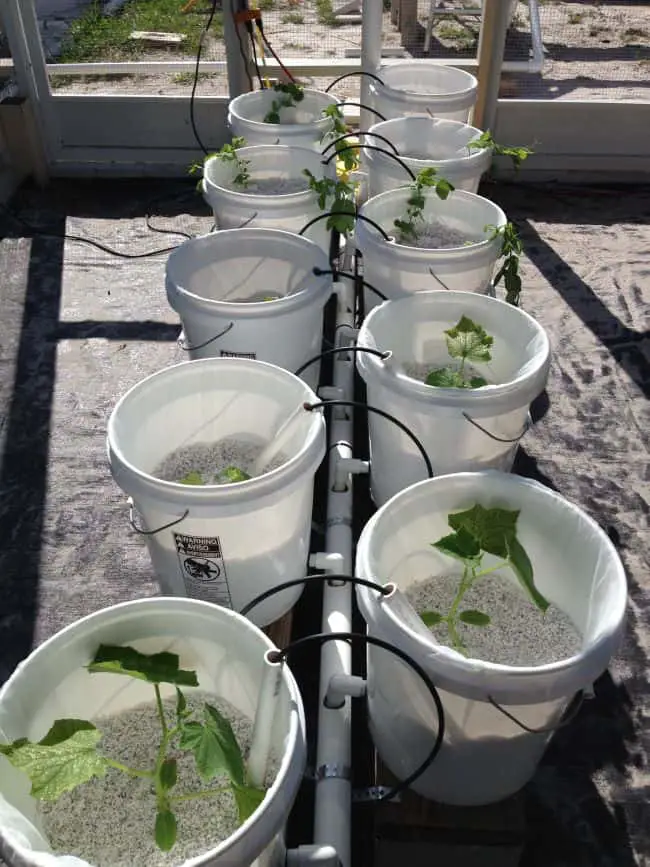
[324, 674, 367, 709]
[310, 552, 346, 573]
[286, 844, 341, 867]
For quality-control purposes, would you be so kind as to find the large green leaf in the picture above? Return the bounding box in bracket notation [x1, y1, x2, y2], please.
[179, 704, 245, 786]
[0, 720, 106, 801]
[432, 527, 482, 564]
[507, 535, 548, 612]
[425, 367, 469, 389]
[232, 783, 266, 824]
[444, 316, 493, 365]
[87, 645, 199, 687]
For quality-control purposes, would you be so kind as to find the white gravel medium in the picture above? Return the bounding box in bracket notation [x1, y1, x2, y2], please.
[234, 177, 309, 195]
[154, 439, 287, 485]
[405, 573, 582, 666]
[396, 220, 481, 249]
[402, 361, 492, 385]
[40, 693, 276, 867]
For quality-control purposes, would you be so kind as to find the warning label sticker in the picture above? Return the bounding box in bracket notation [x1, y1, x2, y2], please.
[173, 533, 232, 607]
[220, 350, 257, 359]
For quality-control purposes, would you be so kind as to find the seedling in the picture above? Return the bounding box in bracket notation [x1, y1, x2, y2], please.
[320, 104, 359, 174]
[189, 136, 250, 188]
[263, 81, 305, 124]
[393, 168, 455, 244]
[487, 221, 524, 306]
[0, 645, 266, 853]
[467, 131, 533, 171]
[179, 466, 252, 485]
[420, 505, 549, 655]
[303, 169, 357, 236]
[425, 316, 493, 389]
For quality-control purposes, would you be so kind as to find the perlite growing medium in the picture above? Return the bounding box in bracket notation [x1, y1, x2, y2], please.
[396, 221, 481, 249]
[402, 361, 494, 385]
[405, 573, 582, 666]
[154, 439, 287, 485]
[40, 694, 278, 867]
[227, 177, 309, 195]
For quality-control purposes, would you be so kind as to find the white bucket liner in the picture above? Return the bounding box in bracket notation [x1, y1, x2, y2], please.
[356, 291, 551, 506]
[201, 145, 332, 253]
[364, 117, 493, 197]
[355, 471, 627, 805]
[107, 359, 326, 627]
[356, 188, 507, 306]
[228, 89, 339, 149]
[368, 63, 478, 122]
[0, 597, 307, 867]
[165, 229, 332, 391]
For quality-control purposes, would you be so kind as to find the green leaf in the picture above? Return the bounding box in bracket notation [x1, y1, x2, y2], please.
[179, 470, 203, 485]
[176, 688, 189, 722]
[220, 466, 251, 483]
[459, 609, 491, 626]
[155, 810, 177, 852]
[432, 527, 482, 563]
[420, 610, 444, 627]
[444, 316, 494, 364]
[87, 645, 199, 687]
[179, 704, 245, 786]
[416, 167, 438, 188]
[232, 783, 266, 824]
[0, 721, 106, 801]
[435, 178, 454, 200]
[425, 367, 470, 389]
[469, 376, 489, 388]
[159, 758, 178, 792]
[507, 535, 548, 613]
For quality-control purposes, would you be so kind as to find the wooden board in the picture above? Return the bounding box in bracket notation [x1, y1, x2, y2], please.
[372, 758, 526, 867]
[263, 609, 294, 649]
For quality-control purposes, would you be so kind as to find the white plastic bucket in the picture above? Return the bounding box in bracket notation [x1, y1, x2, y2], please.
[356, 291, 551, 505]
[201, 145, 332, 253]
[356, 188, 507, 307]
[107, 359, 326, 627]
[355, 471, 628, 805]
[0, 597, 306, 867]
[368, 63, 478, 122]
[228, 89, 339, 149]
[165, 229, 332, 391]
[364, 117, 492, 197]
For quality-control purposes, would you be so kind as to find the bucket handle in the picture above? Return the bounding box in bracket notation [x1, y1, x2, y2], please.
[298, 212, 391, 242]
[304, 400, 434, 479]
[295, 346, 391, 378]
[321, 130, 399, 157]
[322, 145, 416, 182]
[487, 690, 586, 734]
[463, 412, 531, 444]
[313, 267, 388, 301]
[128, 497, 189, 535]
[178, 322, 235, 353]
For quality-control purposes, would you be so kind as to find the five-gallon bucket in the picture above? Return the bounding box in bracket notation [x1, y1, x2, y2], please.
[356, 291, 551, 505]
[228, 89, 339, 149]
[201, 145, 332, 253]
[356, 188, 507, 307]
[165, 229, 332, 391]
[355, 471, 627, 805]
[364, 117, 493, 198]
[107, 358, 326, 627]
[368, 63, 478, 122]
[0, 597, 306, 867]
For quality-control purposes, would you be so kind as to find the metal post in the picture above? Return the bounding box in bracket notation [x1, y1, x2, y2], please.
[473, 0, 510, 131]
[223, 0, 253, 99]
[360, 0, 383, 130]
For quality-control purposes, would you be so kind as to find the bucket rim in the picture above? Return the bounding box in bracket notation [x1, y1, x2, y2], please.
[372, 62, 478, 101]
[228, 88, 339, 131]
[356, 290, 551, 410]
[165, 228, 332, 318]
[106, 358, 326, 507]
[355, 471, 628, 697]
[365, 118, 493, 170]
[0, 596, 307, 866]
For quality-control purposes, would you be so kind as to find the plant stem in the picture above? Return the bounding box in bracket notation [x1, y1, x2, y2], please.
[154, 684, 168, 739]
[445, 564, 474, 652]
[169, 786, 230, 803]
[105, 758, 155, 780]
[473, 560, 509, 580]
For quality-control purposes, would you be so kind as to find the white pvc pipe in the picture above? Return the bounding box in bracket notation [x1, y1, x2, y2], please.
[360, 0, 384, 130]
[311, 275, 356, 867]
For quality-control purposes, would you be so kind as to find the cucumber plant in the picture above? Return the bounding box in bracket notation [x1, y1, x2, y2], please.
[179, 466, 251, 485]
[0, 645, 266, 853]
[420, 505, 549, 655]
[189, 136, 250, 188]
[393, 168, 455, 244]
[424, 316, 493, 389]
[320, 103, 359, 174]
[303, 168, 357, 236]
[263, 81, 305, 124]
[487, 221, 524, 306]
[467, 131, 533, 171]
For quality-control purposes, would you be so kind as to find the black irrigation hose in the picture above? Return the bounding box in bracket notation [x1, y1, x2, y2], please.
[322, 145, 416, 182]
[321, 131, 399, 157]
[336, 102, 387, 122]
[325, 71, 385, 91]
[190, 0, 222, 155]
[312, 267, 388, 301]
[269, 631, 445, 802]
[304, 400, 434, 479]
[298, 211, 391, 242]
[295, 346, 391, 378]
[240, 573, 391, 618]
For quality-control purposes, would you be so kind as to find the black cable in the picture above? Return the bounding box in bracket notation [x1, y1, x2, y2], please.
[295, 346, 391, 378]
[145, 214, 193, 241]
[270, 632, 445, 802]
[240, 573, 391, 618]
[190, 0, 220, 155]
[232, 0, 254, 91]
[255, 18, 296, 83]
[246, 21, 265, 90]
